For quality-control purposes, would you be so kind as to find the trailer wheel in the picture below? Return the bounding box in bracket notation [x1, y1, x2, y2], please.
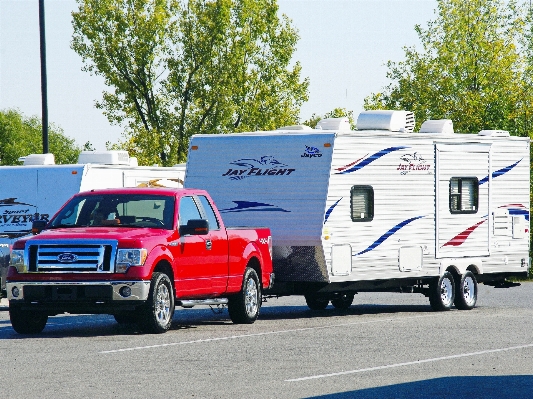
[454, 271, 478, 310]
[9, 306, 48, 334]
[228, 267, 261, 324]
[139, 272, 174, 333]
[305, 294, 329, 310]
[429, 271, 455, 311]
[331, 294, 355, 310]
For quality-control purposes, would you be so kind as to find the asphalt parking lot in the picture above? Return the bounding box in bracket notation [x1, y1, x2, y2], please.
[1, 283, 533, 399]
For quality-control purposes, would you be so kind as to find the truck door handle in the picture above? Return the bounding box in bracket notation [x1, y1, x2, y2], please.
[206, 239, 212, 250]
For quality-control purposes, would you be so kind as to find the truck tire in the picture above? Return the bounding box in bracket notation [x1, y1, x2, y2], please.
[454, 271, 478, 310]
[9, 306, 48, 334]
[429, 271, 455, 311]
[139, 272, 175, 333]
[305, 294, 329, 310]
[331, 293, 355, 310]
[228, 267, 261, 324]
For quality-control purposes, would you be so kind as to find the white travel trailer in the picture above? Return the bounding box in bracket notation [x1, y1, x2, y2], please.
[184, 110, 530, 311]
[0, 151, 185, 295]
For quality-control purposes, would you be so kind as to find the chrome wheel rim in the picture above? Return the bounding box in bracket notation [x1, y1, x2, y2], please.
[244, 278, 258, 317]
[440, 277, 453, 306]
[462, 276, 476, 306]
[155, 283, 171, 325]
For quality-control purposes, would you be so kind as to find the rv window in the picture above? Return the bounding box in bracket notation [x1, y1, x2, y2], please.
[350, 186, 374, 222]
[449, 177, 478, 214]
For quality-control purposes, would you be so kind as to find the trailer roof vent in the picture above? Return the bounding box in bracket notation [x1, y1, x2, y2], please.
[77, 150, 131, 165]
[419, 119, 454, 134]
[315, 117, 351, 131]
[18, 153, 55, 165]
[276, 124, 314, 131]
[478, 130, 510, 137]
[356, 110, 415, 133]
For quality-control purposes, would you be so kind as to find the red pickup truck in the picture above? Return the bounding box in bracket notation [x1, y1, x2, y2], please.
[6, 187, 273, 334]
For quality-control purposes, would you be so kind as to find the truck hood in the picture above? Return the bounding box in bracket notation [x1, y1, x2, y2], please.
[18, 227, 175, 247]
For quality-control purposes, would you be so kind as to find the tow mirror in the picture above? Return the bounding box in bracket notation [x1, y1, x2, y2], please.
[179, 219, 209, 236]
[32, 220, 47, 235]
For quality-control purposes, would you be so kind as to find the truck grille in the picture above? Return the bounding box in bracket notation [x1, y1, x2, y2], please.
[27, 240, 117, 273]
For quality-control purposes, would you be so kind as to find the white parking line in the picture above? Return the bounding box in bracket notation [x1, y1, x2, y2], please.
[99, 313, 441, 354]
[285, 343, 533, 382]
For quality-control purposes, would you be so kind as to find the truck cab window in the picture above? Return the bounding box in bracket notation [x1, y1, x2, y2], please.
[198, 195, 220, 230]
[449, 177, 478, 214]
[179, 196, 202, 226]
[351, 185, 374, 222]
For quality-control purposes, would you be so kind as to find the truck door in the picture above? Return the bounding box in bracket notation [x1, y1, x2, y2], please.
[435, 143, 491, 258]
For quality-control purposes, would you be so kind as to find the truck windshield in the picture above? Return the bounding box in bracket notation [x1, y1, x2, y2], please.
[48, 194, 175, 230]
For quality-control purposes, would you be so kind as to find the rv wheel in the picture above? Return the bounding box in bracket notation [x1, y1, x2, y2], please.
[9, 306, 48, 334]
[454, 271, 478, 310]
[429, 271, 455, 311]
[331, 294, 355, 309]
[305, 294, 329, 310]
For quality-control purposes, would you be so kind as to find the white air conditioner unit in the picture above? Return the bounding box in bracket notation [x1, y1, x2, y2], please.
[356, 110, 415, 133]
[419, 119, 454, 134]
[19, 153, 55, 166]
[315, 117, 351, 132]
[77, 151, 130, 165]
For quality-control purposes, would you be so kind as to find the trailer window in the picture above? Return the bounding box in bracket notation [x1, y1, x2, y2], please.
[350, 186, 374, 222]
[449, 177, 478, 214]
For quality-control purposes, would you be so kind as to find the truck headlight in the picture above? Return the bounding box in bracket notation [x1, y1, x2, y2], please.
[116, 249, 147, 273]
[9, 250, 26, 272]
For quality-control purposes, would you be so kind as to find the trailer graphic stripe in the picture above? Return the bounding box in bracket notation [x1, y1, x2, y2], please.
[478, 159, 521, 185]
[355, 216, 424, 256]
[324, 198, 343, 223]
[336, 146, 409, 174]
[499, 204, 530, 221]
[442, 219, 486, 247]
[219, 201, 290, 213]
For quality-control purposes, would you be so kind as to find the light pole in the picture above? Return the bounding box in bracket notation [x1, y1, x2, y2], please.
[39, 0, 49, 154]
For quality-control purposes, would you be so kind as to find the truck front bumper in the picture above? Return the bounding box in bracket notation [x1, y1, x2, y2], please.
[6, 280, 151, 302]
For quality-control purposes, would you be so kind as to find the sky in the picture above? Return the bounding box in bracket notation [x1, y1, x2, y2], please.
[0, 0, 437, 151]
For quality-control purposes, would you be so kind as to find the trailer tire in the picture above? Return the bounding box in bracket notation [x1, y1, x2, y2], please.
[454, 271, 478, 310]
[305, 294, 329, 310]
[9, 306, 48, 334]
[228, 267, 261, 324]
[429, 271, 455, 311]
[331, 294, 355, 310]
[138, 272, 174, 333]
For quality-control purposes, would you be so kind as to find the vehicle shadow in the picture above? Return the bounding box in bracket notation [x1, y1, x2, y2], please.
[305, 375, 533, 399]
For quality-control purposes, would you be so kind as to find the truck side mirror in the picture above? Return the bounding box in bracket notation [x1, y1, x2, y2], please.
[179, 219, 209, 236]
[32, 220, 47, 235]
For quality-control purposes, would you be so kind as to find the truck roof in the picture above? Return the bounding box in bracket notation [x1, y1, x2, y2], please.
[75, 186, 207, 197]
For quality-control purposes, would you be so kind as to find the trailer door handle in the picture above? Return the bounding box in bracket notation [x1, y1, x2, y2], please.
[205, 239, 212, 250]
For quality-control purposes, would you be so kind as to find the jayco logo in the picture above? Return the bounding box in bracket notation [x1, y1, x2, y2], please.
[397, 152, 432, 175]
[222, 156, 295, 180]
[301, 145, 322, 158]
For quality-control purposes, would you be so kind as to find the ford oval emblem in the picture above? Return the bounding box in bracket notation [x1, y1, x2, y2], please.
[57, 253, 78, 263]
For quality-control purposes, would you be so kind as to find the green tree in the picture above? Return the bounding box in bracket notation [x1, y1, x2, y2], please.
[0, 109, 81, 165]
[364, 0, 530, 136]
[302, 108, 355, 129]
[72, 0, 309, 166]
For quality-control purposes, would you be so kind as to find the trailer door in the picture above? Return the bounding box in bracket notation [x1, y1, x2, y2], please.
[436, 143, 491, 258]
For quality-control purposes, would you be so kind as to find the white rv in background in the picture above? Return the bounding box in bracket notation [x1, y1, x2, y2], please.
[0, 151, 185, 296]
[185, 110, 530, 311]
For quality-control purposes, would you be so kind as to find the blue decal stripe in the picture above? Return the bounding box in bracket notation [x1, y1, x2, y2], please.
[508, 208, 530, 221]
[479, 159, 521, 185]
[337, 146, 409, 174]
[324, 198, 342, 224]
[219, 201, 290, 213]
[354, 216, 424, 256]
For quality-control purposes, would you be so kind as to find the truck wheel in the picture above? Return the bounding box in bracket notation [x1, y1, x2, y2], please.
[9, 306, 48, 334]
[139, 272, 175, 333]
[305, 294, 329, 310]
[331, 293, 355, 310]
[454, 271, 478, 310]
[228, 267, 261, 324]
[429, 271, 455, 311]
